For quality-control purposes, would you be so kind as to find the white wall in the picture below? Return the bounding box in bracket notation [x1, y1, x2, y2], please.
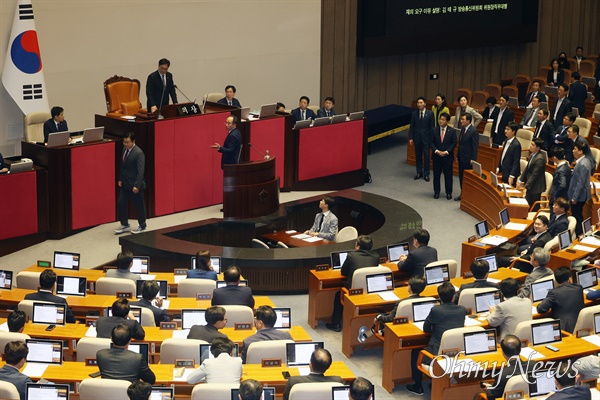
[0, 0, 321, 156]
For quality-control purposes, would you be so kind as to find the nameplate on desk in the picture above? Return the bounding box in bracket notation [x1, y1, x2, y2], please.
[349, 288, 364, 295]
[177, 104, 200, 116]
[316, 264, 329, 272]
[196, 293, 211, 300]
[37, 260, 51, 267]
[463, 272, 474, 279]
[85, 317, 98, 327]
[174, 268, 188, 276]
[467, 235, 477, 243]
[576, 328, 591, 338]
[393, 317, 409, 325]
[85, 358, 98, 366]
[175, 359, 195, 368]
[520, 339, 528, 347]
[116, 292, 133, 298]
[262, 358, 282, 367]
[160, 322, 177, 330]
[379, 257, 387, 264]
[234, 323, 252, 330]
[504, 390, 524, 400]
[441, 348, 460, 357]
[496, 224, 502, 230]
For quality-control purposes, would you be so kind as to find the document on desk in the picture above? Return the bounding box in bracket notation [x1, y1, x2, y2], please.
[479, 236, 508, 246]
[172, 329, 189, 339]
[304, 237, 323, 243]
[573, 244, 597, 253]
[582, 335, 600, 347]
[580, 236, 600, 246]
[85, 326, 97, 337]
[413, 321, 425, 331]
[532, 306, 539, 316]
[23, 363, 50, 377]
[378, 291, 400, 301]
[520, 347, 545, 360]
[464, 317, 483, 327]
[292, 233, 311, 239]
[174, 275, 186, 283]
[487, 278, 500, 283]
[139, 274, 156, 280]
[0, 322, 8, 332]
[508, 197, 529, 205]
[173, 367, 194, 381]
[591, 388, 600, 400]
[285, 230, 297, 234]
[504, 222, 528, 231]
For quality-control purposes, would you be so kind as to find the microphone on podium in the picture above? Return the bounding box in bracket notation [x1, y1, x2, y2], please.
[249, 143, 271, 160]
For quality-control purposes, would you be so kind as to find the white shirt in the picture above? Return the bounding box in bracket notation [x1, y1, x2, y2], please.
[186, 353, 242, 384]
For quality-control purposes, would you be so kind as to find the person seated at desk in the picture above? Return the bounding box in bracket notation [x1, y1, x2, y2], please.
[187, 306, 228, 342]
[374, 275, 427, 336]
[211, 266, 255, 308]
[454, 259, 500, 304]
[496, 122, 521, 186]
[131, 280, 171, 326]
[97, 324, 155, 384]
[0, 152, 7, 174]
[276, 102, 286, 112]
[406, 282, 467, 396]
[43, 106, 68, 143]
[304, 195, 338, 241]
[282, 348, 344, 400]
[498, 215, 551, 273]
[238, 379, 263, 400]
[7, 310, 26, 333]
[481, 96, 499, 121]
[317, 96, 336, 118]
[96, 298, 145, 340]
[397, 229, 437, 277]
[106, 251, 139, 282]
[217, 85, 242, 107]
[0, 341, 33, 400]
[349, 377, 374, 400]
[127, 381, 152, 400]
[518, 248, 553, 298]
[547, 362, 592, 400]
[187, 250, 218, 280]
[187, 337, 242, 384]
[241, 305, 292, 364]
[326, 235, 380, 332]
[23, 269, 75, 323]
[478, 335, 525, 400]
[525, 80, 547, 106]
[548, 197, 570, 234]
[291, 96, 316, 124]
[487, 278, 532, 340]
[537, 266, 584, 333]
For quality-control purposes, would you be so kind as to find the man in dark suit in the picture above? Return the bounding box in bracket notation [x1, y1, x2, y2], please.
[547, 198, 570, 236]
[551, 84, 572, 129]
[145, 58, 177, 113]
[187, 306, 228, 342]
[565, 124, 588, 164]
[496, 122, 521, 186]
[524, 80, 547, 106]
[537, 267, 584, 333]
[520, 95, 541, 128]
[0, 341, 33, 400]
[326, 235, 380, 332]
[305, 195, 339, 241]
[430, 112, 457, 199]
[376, 275, 427, 327]
[291, 96, 316, 124]
[454, 259, 500, 303]
[409, 97, 435, 181]
[553, 113, 577, 162]
[97, 324, 156, 383]
[518, 138, 547, 206]
[96, 298, 145, 340]
[317, 97, 336, 118]
[407, 282, 467, 395]
[500, 215, 551, 273]
[491, 94, 514, 145]
[43, 106, 69, 143]
[550, 150, 571, 208]
[282, 348, 344, 400]
[456, 112, 479, 200]
[397, 229, 438, 277]
[568, 72, 588, 116]
[568, 141, 593, 236]
[481, 96, 499, 121]
[115, 132, 147, 234]
[547, 363, 592, 400]
[533, 109, 554, 151]
[23, 269, 75, 323]
[7, 310, 26, 333]
[211, 266, 255, 308]
[131, 280, 171, 327]
[479, 335, 525, 400]
[211, 115, 242, 168]
[217, 85, 242, 107]
[241, 306, 292, 363]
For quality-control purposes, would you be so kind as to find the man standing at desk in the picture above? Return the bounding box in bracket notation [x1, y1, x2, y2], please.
[115, 132, 147, 235]
[43, 106, 68, 143]
[146, 58, 177, 114]
[430, 112, 457, 200]
[211, 115, 241, 168]
[455, 112, 479, 201]
[305, 195, 338, 240]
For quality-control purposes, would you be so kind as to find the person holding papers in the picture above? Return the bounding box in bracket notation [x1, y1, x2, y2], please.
[131, 280, 171, 326]
[537, 266, 584, 333]
[96, 298, 145, 340]
[211, 266, 255, 308]
[454, 259, 500, 304]
[487, 279, 532, 340]
[217, 85, 242, 107]
[397, 229, 437, 277]
[23, 269, 75, 323]
[0, 341, 33, 400]
[304, 195, 338, 241]
[282, 348, 343, 400]
[548, 198, 570, 235]
[326, 235, 380, 332]
[186, 337, 242, 384]
[187, 306, 228, 342]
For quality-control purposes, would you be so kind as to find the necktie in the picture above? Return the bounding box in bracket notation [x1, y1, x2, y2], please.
[123, 149, 130, 163]
[302, 110, 305, 120]
[460, 128, 466, 140]
[56, 122, 60, 130]
[161, 74, 166, 87]
[327, 111, 330, 117]
[317, 214, 324, 231]
[228, 100, 232, 106]
[440, 127, 445, 142]
[420, 111, 424, 120]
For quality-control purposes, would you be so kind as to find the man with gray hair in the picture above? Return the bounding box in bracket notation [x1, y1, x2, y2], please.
[238, 379, 263, 400]
[518, 248, 552, 298]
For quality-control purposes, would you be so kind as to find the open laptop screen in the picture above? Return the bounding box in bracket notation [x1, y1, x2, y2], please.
[0, 269, 13, 290]
[53, 251, 80, 270]
[150, 387, 174, 400]
[286, 342, 324, 367]
[577, 268, 598, 290]
[474, 290, 502, 314]
[26, 383, 69, 400]
[558, 230, 571, 250]
[56, 276, 86, 297]
[463, 329, 497, 356]
[475, 254, 498, 273]
[200, 343, 239, 362]
[387, 242, 409, 262]
[412, 300, 438, 322]
[130, 256, 150, 274]
[365, 272, 393, 294]
[181, 309, 207, 330]
[107, 306, 142, 324]
[424, 264, 449, 285]
[531, 319, 561, 346]
[531, 279, 554, 302]
[32, 302, 66, 325]
[26, 339, 63, 364]
[528, 369, 558, 397]
[595, 312, 600, 335]
[475, 221, 489, 239]
[582, 217, 593, 236]
[330, 251, 349, 270]
[136, 280, 168, 299]
[273, 307, 291, 329]
[190, 256, 221, 274]
[112, 342, 149, 365]
[231, 387, 275, 400]
[217, 280, 248, 288]
[499, 208, 510, 226]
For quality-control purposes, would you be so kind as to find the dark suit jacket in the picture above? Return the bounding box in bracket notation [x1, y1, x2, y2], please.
[211, 285, 255, 308]
[537, 283, 584, 333]
[458, 125, 479, 165]
[423, 303, 467, 355]
[380, 294, 423, 323]
[218, 128, 241, 167]
[241, 327, 292, 363]
[187, 324, 228, 342]
[340, 249, 381, 289]
[217, 97, 241, 107]
[534, 119, 554, 150]
[23, 290, 75, 323]
[97, 347, 156, 383]
[568, 156, 592, 203]
[548, 213, 569, 237]
[492, 107, 515, 145]
[486, 359, 526, 400]
[455, 279, 501, 304]
[282, 373, 344, 400]
[568, 81, 588, 115]
[130, 298, 171, 326]
[96, 316, 145, 340]
[119, 145, 146, 191]
[550, 162, 572, 202]
[317, 107, 336, 118]
[186, 269, 217, 280]
[0, 364, 33, 400]
[145, 70, 177, 110]
[547, 69, 565, 87]
[398, 245, 438, 277]
[520, 152, 546, 194]
[291, 108, 316, 124]
[522, 231, 552, 258]
[409, 109, 435, 144]
[430, 125, 457, 160]
[482, 106, 499, 122]
[546, 385, 591, 400]
[525, 91, 547, 106]
[43, 118, 69, 143]
[498, 138, 522, 183]
[551, 97, 572, 129]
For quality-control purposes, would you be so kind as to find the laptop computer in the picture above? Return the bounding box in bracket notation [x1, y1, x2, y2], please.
[150, 387, 174, 400]
[217, 280, 248, 288]
[26, 383, 70, 400]
[330, 251, 349, 270]
[365, 272, 394, 294]
[107, 306, 142, 324]
[528, 369, 558, 397]
[181, 309, 207, 330]
[499, 208, 510, 226]
[572, 107, 579, 117]
[594, 312, 600, 334]
[412, 300, 438, 322]
[475, 220, 489, 239]
[582, 76, 596, 87]
[273, 307, 291, 329]
[130, 256, 150, 274]
[111, 342, 149, 365]
[136, 280, 167, 299]
[531, 279, 554, 302]
[240, 107, 251, 120]
[387, 242, 409, 262]
[576, 268, 598, 290]
[558, 230, 571, 250]
[53, 251, 80, 270]
[545, 86, 558, 96]
[312, 117, 331, 127]
[26, 338, 63, 365]
[330, 114, 347, 124]
[232, 387, 275, 400]
[475, 254, 498, 273]
[56, 276, 87, 297]
[293, 120, 312, 130]
[490, 172, 499, 188]
[259, 103, 277, 118]
[82, 126, 104, 143]
[463, 329, 497, 355]
[349, 111, 364, 120]
[0, 269, 13, 290]
[9, 159, 33, 173]
[531, 319, 562, 346]
[479, 134, 492, 147]
[474, 290, 502, 313]
[472, 161, 482, 177]
[32, 302, 66, 325]
[424, 264, 450, 285]
[191, 256, 221, 274]
[47, 131, 70, 148]
[582, 217, 593, 237]
[286, 342, 324, 367]
[508, 97, 519, 107]
[200, 343, 240, 362]
[539, 101, 549, 111]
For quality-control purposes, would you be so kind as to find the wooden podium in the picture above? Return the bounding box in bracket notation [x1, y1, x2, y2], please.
[223, 158, 279, 219]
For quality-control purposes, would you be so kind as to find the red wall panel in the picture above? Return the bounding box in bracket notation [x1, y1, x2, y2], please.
[0, 172, 37, 240]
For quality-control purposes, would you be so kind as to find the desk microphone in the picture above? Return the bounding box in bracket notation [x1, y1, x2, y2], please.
[249, 143, 271, 160]
[157, 78, 167, 120]
[174, 85, 195, 104]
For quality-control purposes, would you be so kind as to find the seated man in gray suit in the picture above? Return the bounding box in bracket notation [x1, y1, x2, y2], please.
[305, 195, 338, 241]
[282, 348, 343, 400]
[487, 278, 532, 340]
[96, 298, 145, 340]
[518, 248, 553, 298]
[241, 305, 292, 363]
[187, 306, 228, 342]
[97, 324, 155, 383]
[0, 341, 33, 400]
[106, 251, 139, 282]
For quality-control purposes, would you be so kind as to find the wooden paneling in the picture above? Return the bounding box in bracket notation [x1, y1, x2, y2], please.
[321, 0, 600, 113]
